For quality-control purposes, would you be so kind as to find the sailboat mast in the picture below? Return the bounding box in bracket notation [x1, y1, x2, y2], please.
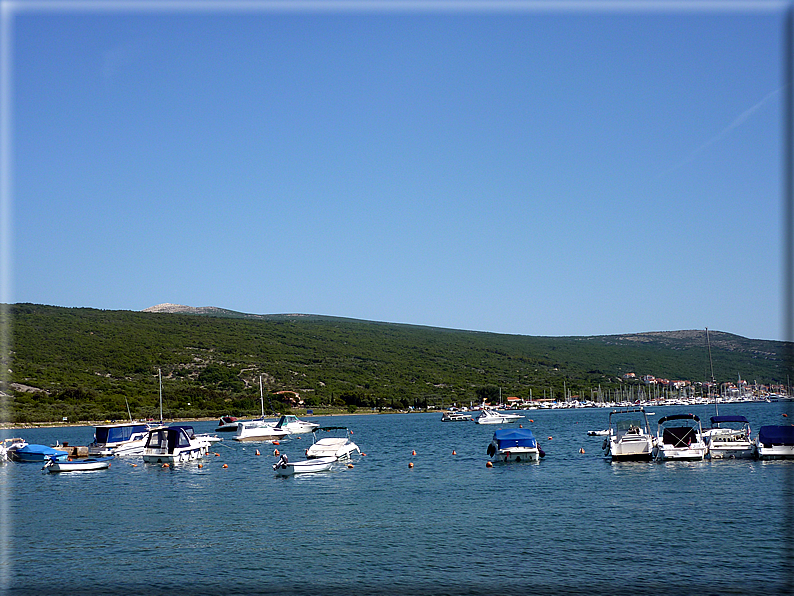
[159, 367, 163, 424]
[706, 328, 717, 416]
[259, 375, 265, 419]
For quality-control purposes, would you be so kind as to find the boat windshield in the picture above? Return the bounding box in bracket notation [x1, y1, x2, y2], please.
[615, 419, 644, 433]
[96, 424, 149, 443]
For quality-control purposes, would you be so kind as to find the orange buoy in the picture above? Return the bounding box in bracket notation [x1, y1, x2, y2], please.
[579, 447, 585, 454]
[255, 449, 260, 456]
[412, 450, 416, 456]
[408, 462, 414, 468]
[548, 436, 553, 440]
[273, 449, 280, 456]
[784, 413, 789, 418]
[162, 463, 169, 468]
[214, 452, 220, 457]
[198, 463, 203, 468]
[452, 450, 457, 455]
[273, 441, 280, 445]
[347, 463, 354, 469]
[131, 464, 137, 467]
[222, 463, 228, 468]
[486, 461, 493, 468]
[361, 453, 367, 456]
[519, 425, 523, 428]
[529, 419, 534, 423]
[108, 463, 111, 467]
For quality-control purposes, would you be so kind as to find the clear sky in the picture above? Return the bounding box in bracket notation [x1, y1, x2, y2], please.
[4, 1, 790, 341]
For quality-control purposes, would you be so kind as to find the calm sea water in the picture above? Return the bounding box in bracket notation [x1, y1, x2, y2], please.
[2, 402, 793, 596]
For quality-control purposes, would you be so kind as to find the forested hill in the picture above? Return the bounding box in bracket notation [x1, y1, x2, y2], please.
[2, 303, 791, 423]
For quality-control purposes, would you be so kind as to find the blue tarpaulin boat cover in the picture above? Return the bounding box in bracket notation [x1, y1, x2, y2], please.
[758, 425, 794, 446]
[493, 429, 537, 449]
[710, 415, 748, 425]
[16, 444, 67, 456]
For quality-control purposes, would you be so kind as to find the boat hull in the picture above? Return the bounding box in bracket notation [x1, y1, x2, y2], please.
[45, 457, 113, 472]
[142, 446, 208, 464]
[494, 448, 539, 463]
[756, 445, 794, 459]
[274, 457, 336, 476]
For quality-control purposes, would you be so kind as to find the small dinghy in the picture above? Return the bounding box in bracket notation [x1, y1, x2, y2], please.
[273, 455, 336, 476]
[43, 456, 114, 473]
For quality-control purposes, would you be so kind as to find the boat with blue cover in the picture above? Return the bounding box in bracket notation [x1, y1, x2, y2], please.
[487, 428, 544, 462]
[756, 425, 794, 459]
[11, 444, 69, 463]
[703, 415, 755, 459]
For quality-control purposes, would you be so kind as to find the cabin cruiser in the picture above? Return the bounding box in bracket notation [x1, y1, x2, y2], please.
[232, 419, 289, 442]
[215, 416, 239, 432]
[487, 428, 544, 462]
[756, 425, 794, 459]
[703, 415, 755, 459]
[652, 414, 707, 461]
[602, 408, 655, 462]
[142, 425, 211, 464]
[473, 409, 524, 425]
[272, 415, 319, 434]
[441, 410, 472, 422]
[88, 422, 151, 456]
[306, 427, 360, 460]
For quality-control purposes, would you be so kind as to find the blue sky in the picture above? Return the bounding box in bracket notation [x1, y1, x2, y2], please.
[4, 1, 789, 341]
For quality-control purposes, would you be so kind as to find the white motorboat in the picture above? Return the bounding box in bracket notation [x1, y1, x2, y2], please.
[0, 437, 27, 462]
[602, 408, 655, 462]
[88, 422, 152, 456]
[43, 456, 114, 473]
[756, 425, 794, 459]
[232, 376, 288, 442]
[306, 427, 360, 460]
[142, 425, 211, 464]
[703, 415, 755, 459]
[273, 456, 336, 476]
[233, 419, 289, 442]
[194, 433, 223, 444]
[652, 414, 707, 461]
[272, 414, 319, 434]
[487, 428, 544, 462]
[473, 409, 524, 425]
[441, 410, 472, 422]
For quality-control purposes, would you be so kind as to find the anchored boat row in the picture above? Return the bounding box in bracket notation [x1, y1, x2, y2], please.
[601, 407, 794, 461]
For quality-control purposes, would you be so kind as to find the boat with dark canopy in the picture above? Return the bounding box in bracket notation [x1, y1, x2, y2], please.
[756, 425, 794, 459]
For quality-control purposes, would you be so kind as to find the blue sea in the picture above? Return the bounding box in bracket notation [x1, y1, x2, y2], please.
[2, 401, 793, 596]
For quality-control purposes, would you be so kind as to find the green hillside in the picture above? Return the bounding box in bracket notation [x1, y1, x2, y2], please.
[2, 304, 791, 423]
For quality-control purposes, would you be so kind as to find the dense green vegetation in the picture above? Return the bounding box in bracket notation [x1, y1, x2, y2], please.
[2, 304, 791, 423]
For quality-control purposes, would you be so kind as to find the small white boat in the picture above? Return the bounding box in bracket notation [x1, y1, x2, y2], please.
[756, 425, 794, 459]
[232, 376, 289, 442]
[473, 409, 524, 425]
[441, 410, 472, 422]
[194, 433, 223, 444]
[142, 426, 211, 464]
[306, 427, 360, 460]
[703, 415, 755, 459]
[88, 422, 152, 456]
[233, 419, 289, 442]
[652, 414, 707, 461]
[487, 428, 544, 462]
[273, 456, 336, 476]
[272, 414, 319, 434]
[43, 456, 114, 473]
[603, 408, 655, 462]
